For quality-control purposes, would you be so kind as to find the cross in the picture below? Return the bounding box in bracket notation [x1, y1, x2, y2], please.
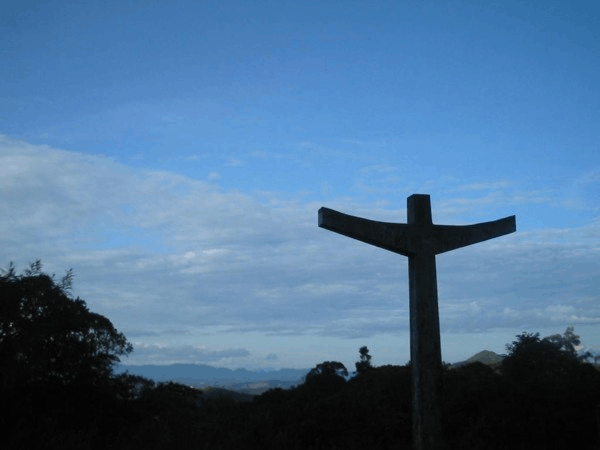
[318, 194, 516, 450]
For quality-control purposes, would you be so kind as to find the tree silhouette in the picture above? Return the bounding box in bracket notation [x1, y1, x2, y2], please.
[355, 346, 373, 374]
[543, 325, 591, 361]
[503, 327, 588, 372]
[305, 361, 348, 381]
[490, 327, 600, 449]
[501, 327, 598, 398]
[301, 361, 348, 396]
[0, 260, 133, 388]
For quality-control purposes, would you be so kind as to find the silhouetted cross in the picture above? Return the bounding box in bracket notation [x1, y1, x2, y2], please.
[318, 194, 516, 450]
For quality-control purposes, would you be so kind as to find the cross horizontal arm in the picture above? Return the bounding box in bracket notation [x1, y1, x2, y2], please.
[318, 207, 413, 257]
[319, 207, 516, 257]
[431, 215, 516, 255]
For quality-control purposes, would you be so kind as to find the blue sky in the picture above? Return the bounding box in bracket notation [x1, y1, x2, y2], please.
[1, 0, 599, 370]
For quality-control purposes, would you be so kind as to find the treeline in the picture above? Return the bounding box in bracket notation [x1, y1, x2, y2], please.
[2, 261, 600, 449]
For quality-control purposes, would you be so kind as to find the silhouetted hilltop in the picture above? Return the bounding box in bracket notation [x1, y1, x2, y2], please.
[452, 350, 505, 368]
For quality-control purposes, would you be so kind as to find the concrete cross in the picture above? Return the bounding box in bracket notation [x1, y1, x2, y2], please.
[318, 194, 516, 450]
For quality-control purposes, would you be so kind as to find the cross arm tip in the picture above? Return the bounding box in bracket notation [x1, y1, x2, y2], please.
[501, 215, 517, 233]
[318, 206, 339, 229]
[433, 214, 517, 254]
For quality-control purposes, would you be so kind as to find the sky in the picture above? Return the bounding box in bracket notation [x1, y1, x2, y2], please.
[1, 0, 599, 371]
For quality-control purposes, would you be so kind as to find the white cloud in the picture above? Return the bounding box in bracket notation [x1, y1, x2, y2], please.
[1, 135, 598, 367]
[202, 249, 224, 255]
[128, 343, 251, 366]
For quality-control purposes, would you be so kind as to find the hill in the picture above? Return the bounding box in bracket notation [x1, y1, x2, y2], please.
[452, 350, 505, 368]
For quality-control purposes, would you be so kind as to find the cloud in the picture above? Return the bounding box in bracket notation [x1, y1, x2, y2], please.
[1, 135, 598, 367]
[202, 249, 224, 255]
[128, 343, 251, 365]
[127, 328, 191, 338]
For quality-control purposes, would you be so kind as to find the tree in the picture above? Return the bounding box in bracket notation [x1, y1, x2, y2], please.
[355, 346, 373, 375]
[500, 327, 594, 390]
[297, 361, 349, 405]
[497, 328, 600, 449]
[0, 260, 133, 388]
[305, 361, 349, 381]
[302, 361, 349, 393]
[543, 326, 591, 361]
[504, 327, 586, 365]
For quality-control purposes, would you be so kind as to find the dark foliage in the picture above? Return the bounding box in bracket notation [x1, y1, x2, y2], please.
[301, 360, 349, 395]
[441, 328, 600, 450]
[1, 261, 135, 449]
[1, 260, 132, 388]
[355, 345, 373, 375]
[3, 263, 600, 449]
[305, 360, 349, 380]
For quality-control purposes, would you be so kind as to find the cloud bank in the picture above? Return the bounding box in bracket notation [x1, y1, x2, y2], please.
[1, 135, 598, 368]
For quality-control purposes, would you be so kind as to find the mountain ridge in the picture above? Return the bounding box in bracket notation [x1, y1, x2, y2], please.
[452, 350, 505, 368]
[115, 363, 310, 390]
[118, 349, 507, 388]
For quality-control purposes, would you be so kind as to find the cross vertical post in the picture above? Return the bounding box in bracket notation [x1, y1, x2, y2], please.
[318, 194, 516, 450]
[407, 195, 443, 450]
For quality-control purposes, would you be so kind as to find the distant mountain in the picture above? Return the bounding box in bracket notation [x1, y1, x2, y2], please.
[117, 352, 509, 395]
[115, 363, 309, 393]
[452, 350, 505, 368]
